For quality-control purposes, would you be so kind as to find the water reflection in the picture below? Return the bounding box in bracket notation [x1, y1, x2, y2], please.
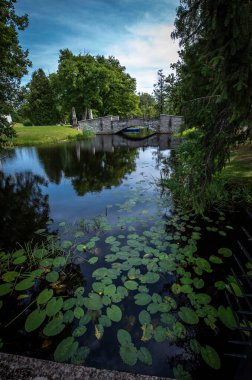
[0, 172, 49, 250]
[37, 143, 138, 195]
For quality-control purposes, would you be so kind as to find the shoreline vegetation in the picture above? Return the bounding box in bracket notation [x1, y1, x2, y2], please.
[11, 124, 95, 146]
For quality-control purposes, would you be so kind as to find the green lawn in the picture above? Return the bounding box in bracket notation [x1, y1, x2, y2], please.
[221, 143, 252, 185]
[13, 124, 93, 146]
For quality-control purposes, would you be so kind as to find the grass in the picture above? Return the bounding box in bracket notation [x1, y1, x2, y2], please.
[12, 124, 94, 146]
[221, 143, 252, 186]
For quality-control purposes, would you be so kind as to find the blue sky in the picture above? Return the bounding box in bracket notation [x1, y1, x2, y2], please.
[15, 0, 180, 93]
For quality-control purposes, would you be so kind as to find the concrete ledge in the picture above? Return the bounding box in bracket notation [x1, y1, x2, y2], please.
[0, 352, 174, 380]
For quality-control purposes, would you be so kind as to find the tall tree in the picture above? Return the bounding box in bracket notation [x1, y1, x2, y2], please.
[138, 92, 157, 118]
[26, 69, 59, 125]
[0, 0, 31, 144]
[168, 0, 252, 209]
[153, 69, 166, 114]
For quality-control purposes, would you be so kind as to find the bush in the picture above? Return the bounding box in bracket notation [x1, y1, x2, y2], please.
[23, 119, 33, 126]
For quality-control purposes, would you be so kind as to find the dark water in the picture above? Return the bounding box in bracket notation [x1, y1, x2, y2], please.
[0, 135, 251, 380]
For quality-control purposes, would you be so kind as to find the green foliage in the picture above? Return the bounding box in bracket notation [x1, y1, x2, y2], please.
[25, 69, 59, 125]
[0, 0, 31, 146]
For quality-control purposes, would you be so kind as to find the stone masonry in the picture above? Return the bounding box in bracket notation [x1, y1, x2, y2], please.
[78, 114, 184, 135]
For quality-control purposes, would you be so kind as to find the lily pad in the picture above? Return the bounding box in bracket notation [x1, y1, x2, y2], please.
[95, 324, 104, 340]
[83, 293, 103, 311]
[15, 277, 35, 291]
[54, 336, 78, 363]
[46, 297, 63, 317]
[117, 329, 132, 345]
[0, 283, 13, 296]
[37, 289, 53, 305]
[25, 308, 46, 332]
[134, 293, 152, 306]
[178, 307, 199, 325]
[120, 343, 137, 366]
[73, 325, 87, 337]
[2, 271, 19, 282]
[43, 319, 65, 336]
[139, 310, 151, 325]
[107, 305, 122, 322]
[46, 271, 59, 283]
[154, 326, 167, 342]
[218, 248, 232, 257]
[138, 347, 152, 365]
[218, 306, 237, 330]
[200, 345, 221, 370]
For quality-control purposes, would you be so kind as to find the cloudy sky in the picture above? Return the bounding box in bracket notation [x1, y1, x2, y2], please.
[15, 0, 180, 93]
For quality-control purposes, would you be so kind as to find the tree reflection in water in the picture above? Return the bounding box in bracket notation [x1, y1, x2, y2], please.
[37, 141, 139, 196]
[0, 172, 49, 250]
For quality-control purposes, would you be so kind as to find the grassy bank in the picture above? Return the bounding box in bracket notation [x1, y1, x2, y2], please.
[12, 124, 94, 146]
[221, 143, 252, 185]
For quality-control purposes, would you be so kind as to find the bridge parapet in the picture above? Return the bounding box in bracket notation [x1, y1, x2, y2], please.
[78, 114, 184, 135]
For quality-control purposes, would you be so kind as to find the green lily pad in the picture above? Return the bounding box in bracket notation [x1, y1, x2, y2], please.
[83, 293, 103, 310]
[107, 305, 122, 322]
[214, 281, 226, 290]
[138, 347, 152, 365]
[88, 257, 98, 265]
[2, 271, 19, 282]
[193, 278, 204, 289]
[63, 298, 76, 311]
[134, 293, 152, 306]
[43, 319, 65, 336]
[99, 315, 112, 327]
[63, 310, 74, 324]
[120, 343, 137, 366]
[218, 306, 237, 330]
[124, 280, 138, 290]
[218, 248, 232, 257]
[13, 256, 27, 265]
[73, 325, 87, 337]
[15, 277, 35, 291]
[0, 283, 13, 296]
[139, 310, 151, 325]
[154, 326, 167, 342]
[25, 308, 46, 332]
[209, 255, 223, 264]
[190, 339, 201, 354]
[71, 346, 90, 364]
[53, 256, 67, 268]
[173, 364, 192, 380]
[178, 307, 199, 325]
[54, 337, 78, 363]
[46, 271, 59, 283]
[46, 297, 63, 317]
[200, 345, 221, 370]
[37, 289, 53, 305]
[74, 306, 84, 319]
[117, 329, 132, 345]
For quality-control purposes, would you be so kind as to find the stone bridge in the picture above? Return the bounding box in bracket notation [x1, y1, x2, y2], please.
[78, 114, 184, 135]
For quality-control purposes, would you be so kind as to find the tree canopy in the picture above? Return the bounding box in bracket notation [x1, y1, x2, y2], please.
[0, 0, 31, 143]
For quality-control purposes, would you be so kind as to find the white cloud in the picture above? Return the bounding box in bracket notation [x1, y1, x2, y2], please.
[108, 23, 180, 93]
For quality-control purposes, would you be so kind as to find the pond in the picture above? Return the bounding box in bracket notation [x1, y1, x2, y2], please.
[0, 135, 251, 380]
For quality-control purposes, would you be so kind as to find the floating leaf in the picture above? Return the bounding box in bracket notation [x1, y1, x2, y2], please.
[107, 305, 122, 322]
[37, 289, 53, 305]
[200, 345, 221, 370]
[214, 281, 226, 290]
[196, 258, 212, 273]
[46, 271, 59, 283]
[218, 306, 237, 330]
[2, 271, 19, 282]
[83, 293, 103, 311]
[218, 248, 232, 257]
[13, 256, 27, 265]
[15, 277, 35, 291]
[193, 278, 204, 289]
[139, 310, 151, 325]
[120, 343, 137, 366]
[33, 249, 47, 259]
[190, 339, 201, 354]
[53, 256, 66, 267]
[154, 326, 167, 342]
[124, 280, 138, 290]
[54, 336, 78, 363]
[134, 293, 152, 306]
[73, 325, 87, 337]
[46, 297, 63, 317]
[63, 298, 76, 311]
[88, 257, 98, 265]
[178, 307, 199, 325]
[180, 284, 193, 294]
[79, 314, 92, 326]
[140, 272, 159, 284]
[195, 293, 211, 305]
[99, 315, 111, 328]
[25, 308, 46, 332]
[173, 364, 192, 380]
[117, 329, 132, 345]
[74, 287, 85, 297]
[95, 324, 104, 340]
[63, 310, 74, 324]
[141, 323, 153, 341]
[138, 347, 152, 365]
[171, 283, 181, 294]
[0, 283, 13, 296]
[209, 255, 223, 264]
[71, 346, 90, 365]
[43, 319, 65, 336]
[74, 306, 84, 319]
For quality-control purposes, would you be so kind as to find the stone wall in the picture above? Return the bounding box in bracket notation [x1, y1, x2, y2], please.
[78, 114, 183, 134]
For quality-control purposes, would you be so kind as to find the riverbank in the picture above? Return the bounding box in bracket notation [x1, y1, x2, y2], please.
[12, 124, 94, 146]
[221, 143, 252, 185]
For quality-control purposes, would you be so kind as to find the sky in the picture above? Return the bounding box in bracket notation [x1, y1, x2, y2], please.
[15, 0, 180, 93]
